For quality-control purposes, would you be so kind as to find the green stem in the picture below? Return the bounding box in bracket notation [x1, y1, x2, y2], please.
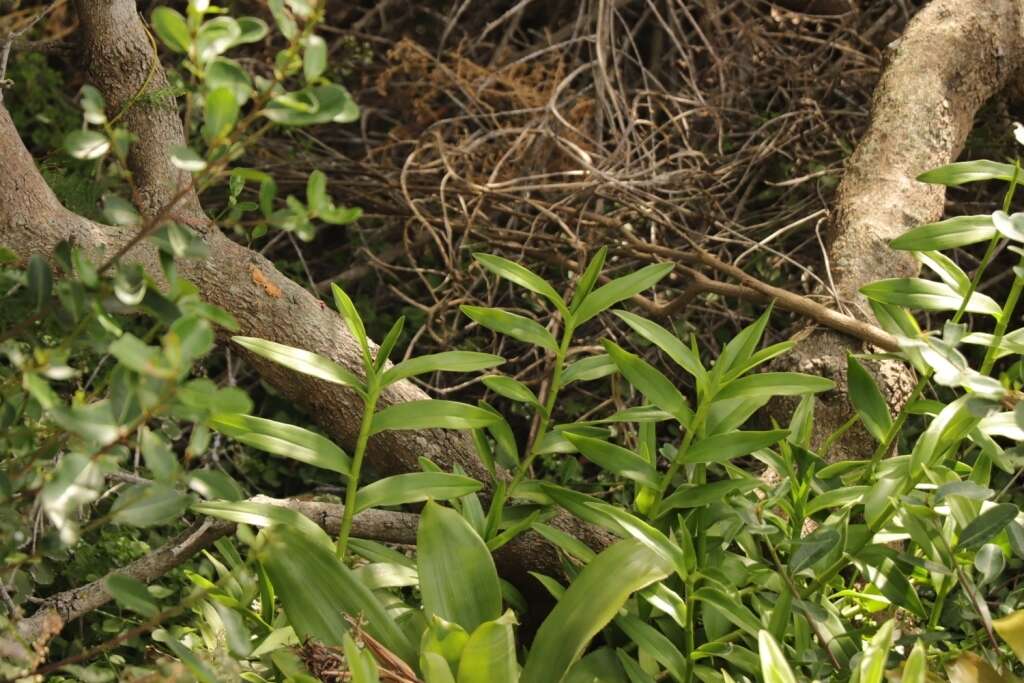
[980, 259, 1024, 375]
[657, 401, 709, 501]
[510, 323, 574, 492]
[336, 383, 379, 559]
[951, 161, 1019, 325]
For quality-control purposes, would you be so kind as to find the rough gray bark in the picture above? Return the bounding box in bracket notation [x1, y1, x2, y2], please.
[773, 0, 1024, 459]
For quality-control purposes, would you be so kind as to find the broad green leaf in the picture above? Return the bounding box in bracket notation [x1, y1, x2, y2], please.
[521, 539, 672, 683]
[891, 215, 996, 251]
[957, 504, 1019, 551]
[151, 7, 190, 53]
[422, 614, 470, 672]
[461, 305, 558, 352]
[303, 34, 327, 83]
[694, 587, 762, 636]
[140, 427, 180, 481]
[262, 84, 359, 125]
[565, 433, 660, 488]
[790, 527, 841, 573]
[105, 574, 159, 618]
[423, 653, 457, 683]
[573, 262, 674, 325]
[64, 129, 109, 160]
[306, 169, 328, 213]
[382, 351, 504, 386]
[681, 430, 789, 465]
[456, 612, 518, 683]
[203, 87, 239, 143]
[860, 278, 1001, 316]
[561, 354, 618, 386]
[195, 16, 240, 62]
[917, 160, 1016, 186]
[170, 145, 208, 172]
[354, 473, 481, 512]
[614, 310, 707, 384]
[847, 356, 893, 442]
[331, 283, 370, 361]
[418, 501, 502, 632]
[258, 524, 415, 661]
[901, 640, 928, 683]
[209, 413, 350, 475]
[111, 484, 193, 527]
[714, 373, 834, 401]
[758, 631, 797, 683]
[27, 254, 52, 310]
[234, 16, 269, 45]
[473, 252, 568, 316]
[371, 400, 499, 434]
[603, 340, 690, 422]
[616, 613, 687, 681]
[481, 375, 541, 407]
[232, 336, 362, 389]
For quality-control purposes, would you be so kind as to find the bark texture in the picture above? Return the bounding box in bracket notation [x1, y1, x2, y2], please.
[773, 0, 1024, 459]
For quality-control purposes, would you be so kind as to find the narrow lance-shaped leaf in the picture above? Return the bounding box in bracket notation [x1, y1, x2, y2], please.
[714, 373, 834, 401]
[473, 252, 569, 316]
[461, 305, 558, 352]
[890, 215, 996, 251]
[613, 310, 707, 384]
[233, 336, 363, 389]
[573, 262, 674, 325]
[860, 278, 1001, 317]
[208, 413, 351, 476]
[520, 539, 672, 683]
[381, 351, 504, 386]
[917, 160, 1016, 186]
[603, 340, 691, 423]
[371, 400, 499, 434]
[847, 355, 893, 443]
[565, 433, 660, 489]
[681, 430, 789, 465]
[354, 472, 482, 513]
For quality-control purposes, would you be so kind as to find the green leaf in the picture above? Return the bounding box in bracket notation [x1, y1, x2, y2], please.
[262, 84, 359, 126]
[613, 310, 706, 384]
[616, 613, 687, 682]
[856, 552, 927, 618]
[957, 504, 1019, 551]
[789, 526, 840, 573]
[481, 375, 541, 407]
[473, 252, 568, 316]
[860, 619, 895, 683]
[343, 633, 381, 683]
[193, 499, 326, 541]
[654, 478, 762, 517]
[418, 501, 502, 632]
[714, 373, 834, 401]
[585, 503, 691, 580]
[371, 400, 499, 434]
[27, 254, 52, 310]
[64, 129, 109, 160]
[382, 351, 504, 386]
[330, 282, 370, 362]
[140, 427, 180, 481]
[105, 574, 160, 618]
[258, 524, 415, 661]
[603, 340, 690, 422]
[521, 539, 672, 682]
[573, 262, 673, 325]
[234, 17, 269, 46]
[355, 473, 482, 513]
[901, 640, 928, 683]
[758, 631, 797, 683]
[681, 430, 789, 465]
[423, 652, 458, 683]
[461, 305, 558, 352]
[694, 587, 762, 637]
[993, 210, 1024, 243]
[306, 169, 328, 214]
[111, 484, 193, 527]
[456, 613, 518, 683]
[564, 433, 660, 488]
[209, 413, 350, 475]
[203, 87, 239, 143]
[847, 356, 893, 442]
[151, 7, 191, 53]
[917, 160, 1016, 186]
[195, 16, 240, 62]
[303, 34, 327, 82]
[561, 354, 618, 386]
[860, 278, 1001, 316]
[153, 631, 217, 683]
[170, 145, 208, 172]
[891, 215, 996, 251]
[232, 336, 363, 389]
[569, 246, 607, 313]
